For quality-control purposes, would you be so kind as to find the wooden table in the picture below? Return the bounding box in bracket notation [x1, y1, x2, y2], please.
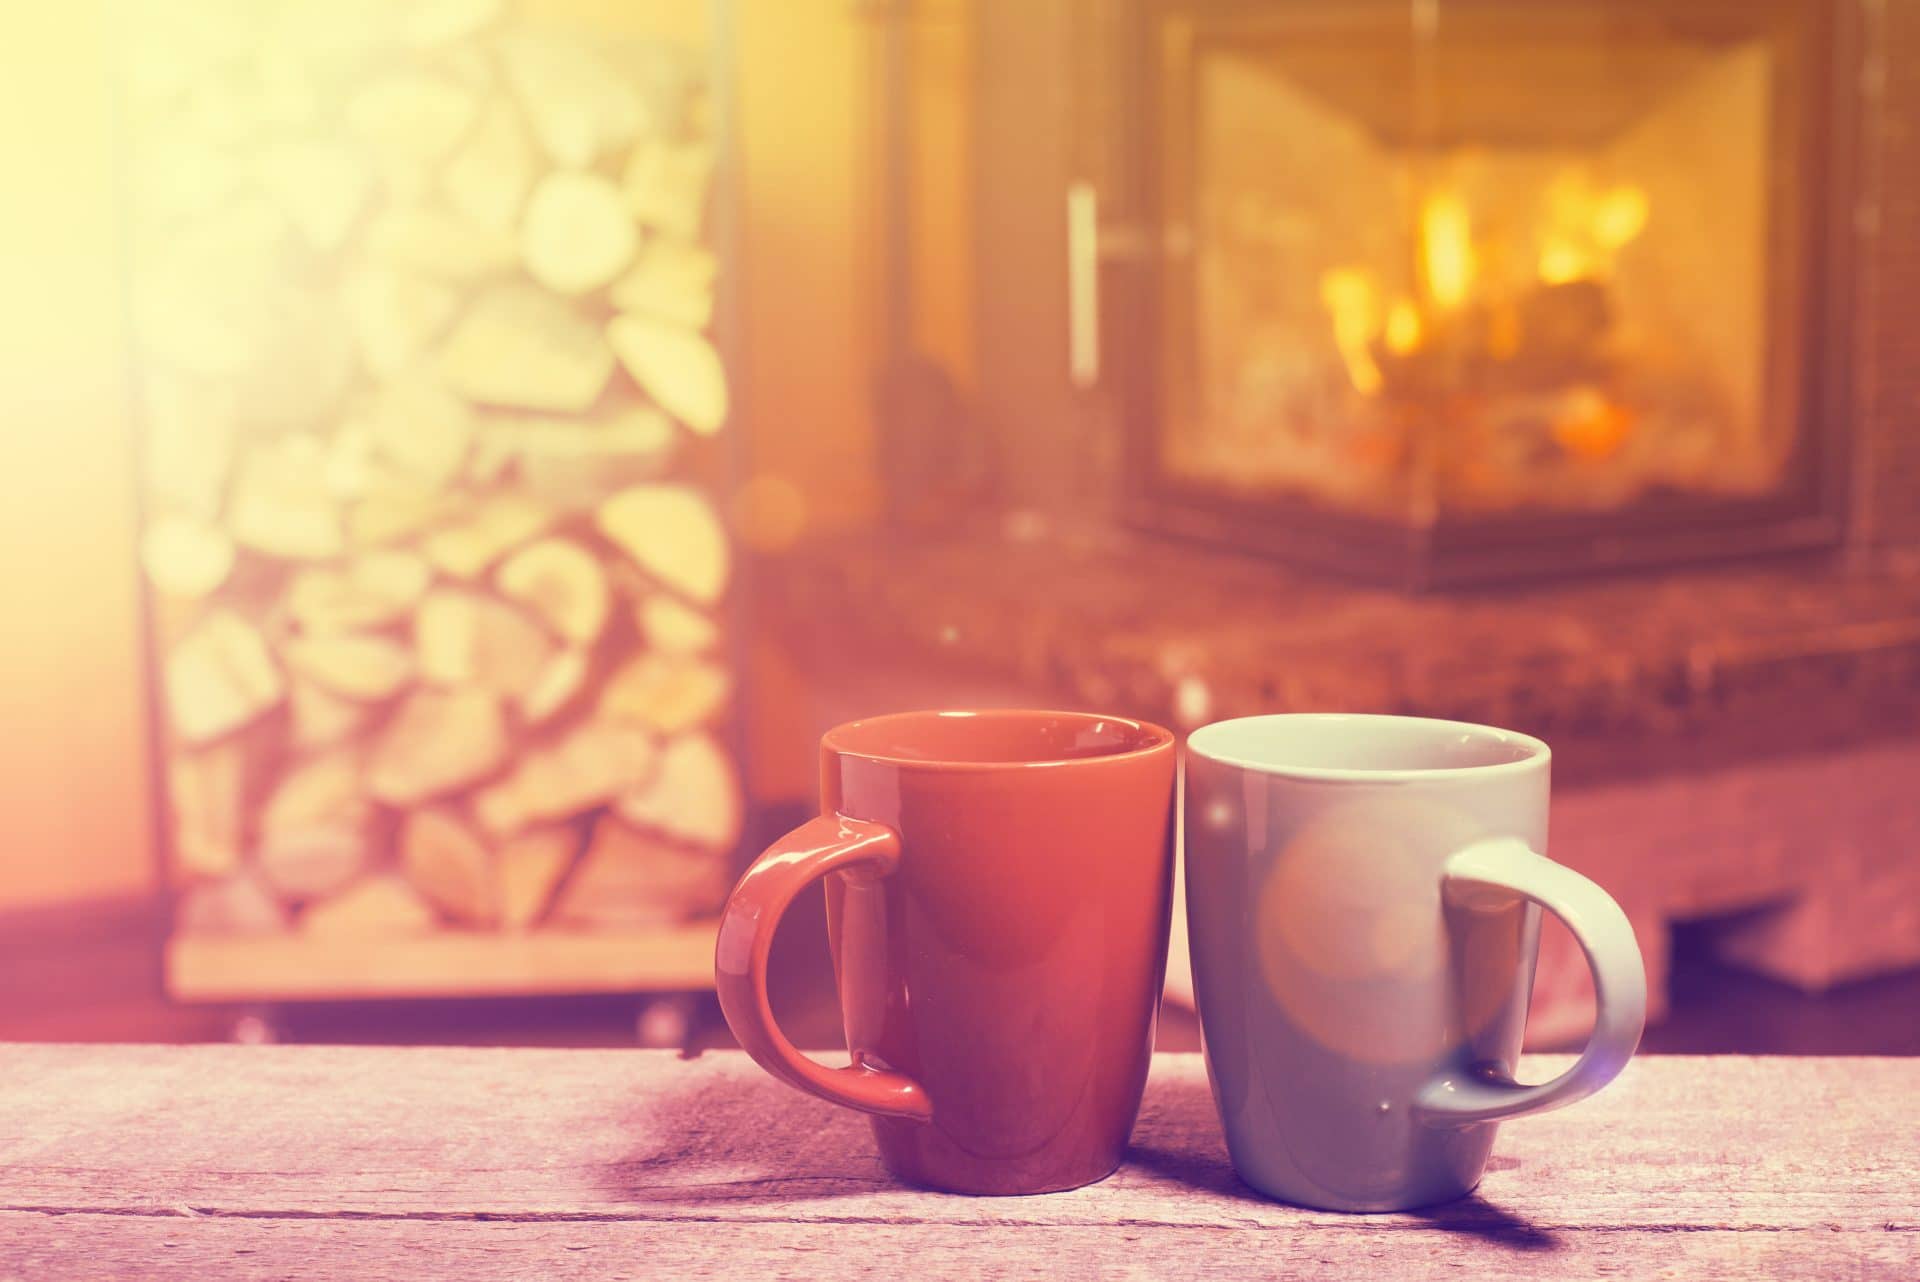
[0, 1048, 1912, 1278]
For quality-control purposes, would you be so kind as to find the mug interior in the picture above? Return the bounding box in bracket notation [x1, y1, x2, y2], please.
[1188, 713, 1546, 778]
[825, 709, 1172, 768]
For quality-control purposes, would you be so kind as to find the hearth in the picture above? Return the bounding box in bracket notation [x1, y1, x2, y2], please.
[1127, 0, 1853, 585]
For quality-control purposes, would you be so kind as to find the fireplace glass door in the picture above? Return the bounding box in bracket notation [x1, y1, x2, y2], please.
[1139, 0, 1842, 583]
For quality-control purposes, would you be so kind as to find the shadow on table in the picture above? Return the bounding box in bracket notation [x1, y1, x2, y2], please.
[592, 1071, 894, 1207]
[1127, 1074, 1561, 1253]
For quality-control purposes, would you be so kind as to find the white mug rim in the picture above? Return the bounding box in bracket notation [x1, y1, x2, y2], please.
[1186, 712, 1550, 783]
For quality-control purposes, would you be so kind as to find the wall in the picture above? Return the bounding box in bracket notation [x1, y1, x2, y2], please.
[0, 0, 156, 909]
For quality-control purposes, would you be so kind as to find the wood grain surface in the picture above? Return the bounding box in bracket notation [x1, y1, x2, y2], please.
[0, 1049, 1912, 1279]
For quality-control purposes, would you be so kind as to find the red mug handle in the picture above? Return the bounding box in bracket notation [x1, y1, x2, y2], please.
[713, 814, 933, 1121]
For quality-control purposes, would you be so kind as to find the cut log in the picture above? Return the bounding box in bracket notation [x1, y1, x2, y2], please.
[366, 205, 516, 282]
[257, 824, 368, 904]
[257, 750, 371, 902]
[284, 633, 415, 703]
[498, 30, 644, 169]
[521, 171, 637, 296]
[402, 809, 498, 927]
[254, 137, 371, 253]
[599, 653, 730, 736]
[415, 589, 555, 701]
[495, 538, 610, 644]
[608, 314, 727, 436]
[166, 611, 285, 745]
[497, 825, 580, 929]
[472, 721, 657, 838]
[321, 420, 376, 502]
[421, 494, 550, 579]
[621, 138, 711, 241]
[230, 438, 343, 561]
[636, 593, 718, 655]
[609, 238, 715, 330]
[614, 732, 741, 853]
[286, 551, 432, 634]
[343, 268, 459, 378]
[351, 482, 458, 547]
[345, 74, 477, 172]
[288, 678, 373, 752]
[548, 817, 727, 927]
[174, 874, 289, 935]
[472, 408, 673, 505]
[438, 284, 614, 412]
[260, 749, 367, 837]
[360, 373, 476, 488]
[226, 291, 360, 437]
[142, 514, 235, 600]
[402, 0, 505, 46]
[520, 647, 590, 726]
[142, 371, 235, 520]
[168, 742, 245, 881]
[302, 876, 438, 935]
[368, 689, 510, 806]
[443, 95, 535, 232]
[595, 484, 729, 605]
[234, 289, 361, 435]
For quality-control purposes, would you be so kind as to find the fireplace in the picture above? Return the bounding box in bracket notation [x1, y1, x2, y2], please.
[1101, 0, 1855, 586]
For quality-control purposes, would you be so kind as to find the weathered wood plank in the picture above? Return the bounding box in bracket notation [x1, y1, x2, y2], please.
[164, 924, 718, 1001]
[0, 1213, 1912, 1282]
[0, 1051, 1913, 1228]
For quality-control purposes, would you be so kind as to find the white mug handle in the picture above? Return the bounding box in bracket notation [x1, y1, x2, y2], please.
[1414, 837, 1647, 1128]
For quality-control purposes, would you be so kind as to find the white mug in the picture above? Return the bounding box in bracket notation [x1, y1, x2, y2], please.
[1184, 713, 1646, 1212]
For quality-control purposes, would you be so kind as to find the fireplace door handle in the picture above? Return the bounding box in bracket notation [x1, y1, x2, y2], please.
[1067, 180, 1100, 388]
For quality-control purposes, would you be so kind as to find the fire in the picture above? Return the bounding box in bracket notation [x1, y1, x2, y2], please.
[1419, 191, 1474, 310]
[1318, 268, 1384, 396]
[1539, 171, 1650, 282]
[1316, 174, 1652, 407]
[1593, 186, 1650, 249]
[1538, 237, 1592, 285]
[1383, 300, 1423, 355]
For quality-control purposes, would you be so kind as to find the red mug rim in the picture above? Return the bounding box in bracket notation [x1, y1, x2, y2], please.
[822, 708, 1175, 771]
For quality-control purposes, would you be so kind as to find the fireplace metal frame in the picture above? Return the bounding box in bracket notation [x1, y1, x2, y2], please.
[1115, 0, 1862, 588]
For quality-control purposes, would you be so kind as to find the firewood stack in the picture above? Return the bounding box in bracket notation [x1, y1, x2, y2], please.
[124, 0, 741, 958]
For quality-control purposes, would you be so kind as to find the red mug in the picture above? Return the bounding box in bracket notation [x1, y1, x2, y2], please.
[715, 709, 1177, 1194]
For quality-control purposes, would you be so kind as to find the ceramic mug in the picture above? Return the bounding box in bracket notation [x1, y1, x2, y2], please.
[715, 709, 1177, 1195]
[1184, 713, 1645, 1212]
